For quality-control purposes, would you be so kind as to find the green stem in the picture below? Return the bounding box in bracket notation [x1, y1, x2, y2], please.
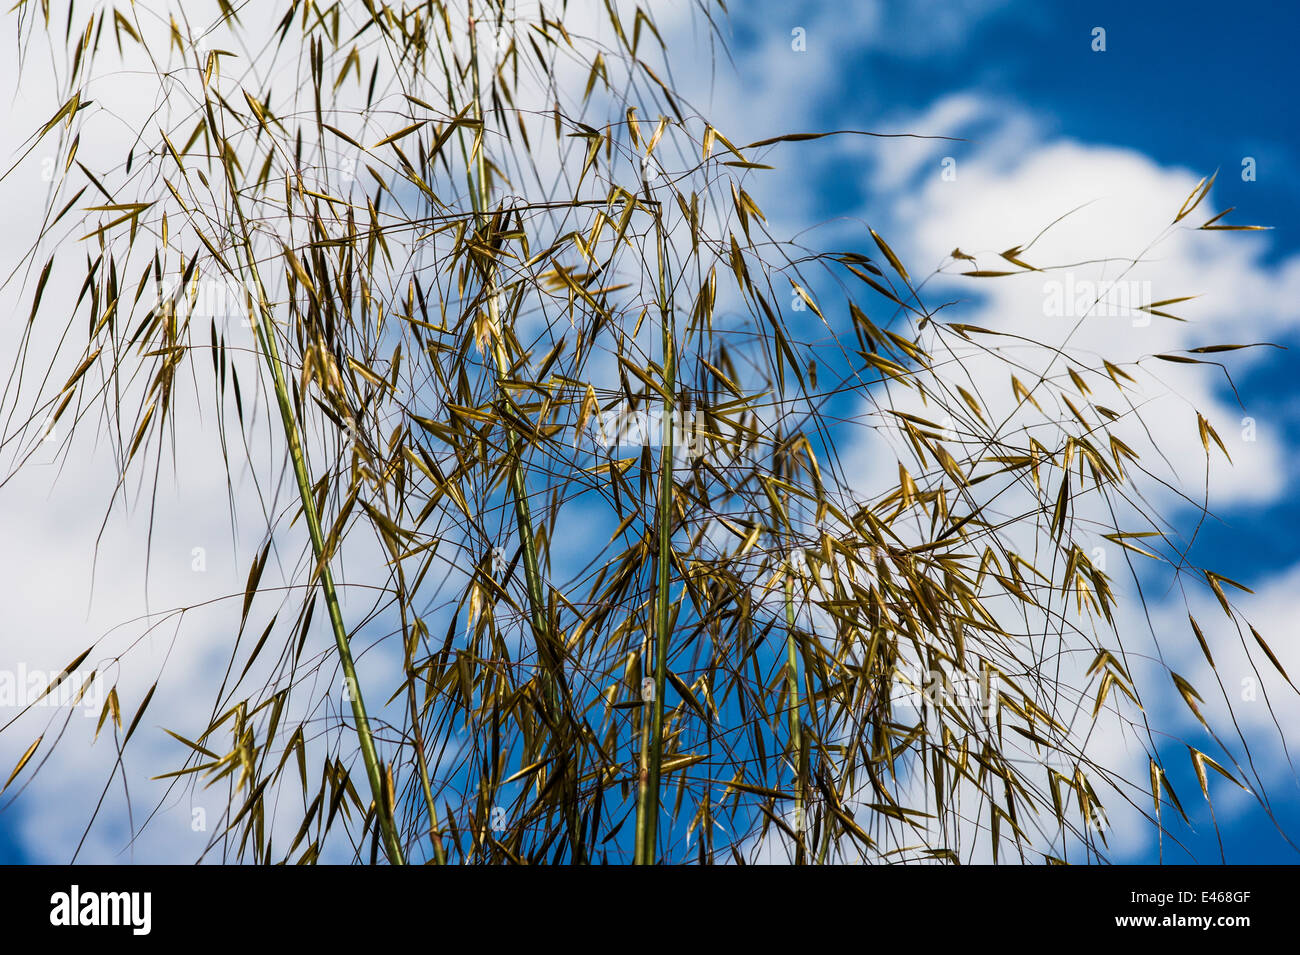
[204, 96, 406, 865]
[785, 571, 803, 862]
[467, 5, 550, 682]
[406, 662, 447, 864]
[635, 207, 675, 865]
[252, 271, 406, 866]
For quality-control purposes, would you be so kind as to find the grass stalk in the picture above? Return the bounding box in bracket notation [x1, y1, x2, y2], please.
[202, 95, 407, 865]
[228, 224, 405, 864]
[466, 7, 551, 684]
[635, 206, 676, 865]
[246, 268, 406, 865]
[785, 572, 804, 863]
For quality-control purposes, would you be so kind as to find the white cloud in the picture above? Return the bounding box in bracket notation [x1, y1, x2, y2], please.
[827, 93, 1300, 860]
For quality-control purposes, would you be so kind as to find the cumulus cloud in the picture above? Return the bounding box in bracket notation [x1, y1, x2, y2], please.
[832, 93, 1299, 859]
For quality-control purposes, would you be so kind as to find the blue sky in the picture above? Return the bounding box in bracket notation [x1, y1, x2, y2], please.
[1, 0, 1297, 864]
[785, 2, 1300, 582]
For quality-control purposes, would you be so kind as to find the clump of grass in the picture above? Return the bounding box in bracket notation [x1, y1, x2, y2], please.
[1, 0, 1292, 864]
